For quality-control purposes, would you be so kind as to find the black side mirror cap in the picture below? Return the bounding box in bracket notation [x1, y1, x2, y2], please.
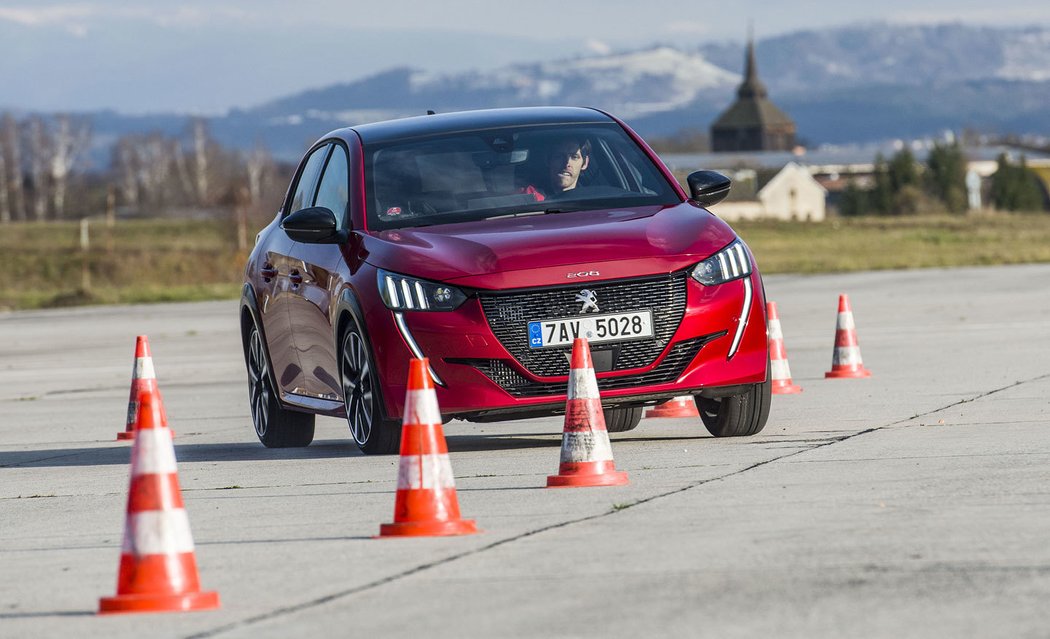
[281, 206, 347, 244]
[686, 170, 732, 207]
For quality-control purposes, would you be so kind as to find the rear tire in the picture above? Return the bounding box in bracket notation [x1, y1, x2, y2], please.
[246, 324, 315, 448]
[604, 406, 643, 433]
[696, 376, 771, 437]
[340, 323, 401, 455]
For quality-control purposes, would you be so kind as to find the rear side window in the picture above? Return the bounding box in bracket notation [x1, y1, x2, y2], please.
[313, 145, 350, 231]
[287, 144, 330, 215]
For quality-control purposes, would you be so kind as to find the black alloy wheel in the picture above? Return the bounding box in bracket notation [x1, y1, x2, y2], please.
[340, 325, 400, 454]
[246, 324, 315, 447]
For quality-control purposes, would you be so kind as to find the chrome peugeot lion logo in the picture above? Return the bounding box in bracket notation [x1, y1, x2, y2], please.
[575, 289, 599, 314]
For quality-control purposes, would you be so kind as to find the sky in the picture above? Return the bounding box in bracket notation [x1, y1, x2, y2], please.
[1, 0, 1049, 114]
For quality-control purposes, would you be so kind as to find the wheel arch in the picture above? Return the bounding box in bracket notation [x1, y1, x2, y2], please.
[334, 287, 394, 422]
[239, 283, 281, 395]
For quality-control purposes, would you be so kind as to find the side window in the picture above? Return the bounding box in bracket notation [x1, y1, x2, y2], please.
[313, 145, 350, 231]
[288, 144, 330, 215]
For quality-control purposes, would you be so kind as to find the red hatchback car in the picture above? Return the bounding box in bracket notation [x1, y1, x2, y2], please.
[241, 107, 770, 454]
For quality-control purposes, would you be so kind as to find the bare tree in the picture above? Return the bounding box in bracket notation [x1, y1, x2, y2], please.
[191, 117, 210, 206]
[1, 113, 26, 222]
[49, 114, 92, 218]
[0, 146, 8, 223]
[113, 136, 140, 209]
[244, 142, 274, 204]
[171, 138, 195, 202]
[26, 116, 51, 221]
[139, 133, 173, 210]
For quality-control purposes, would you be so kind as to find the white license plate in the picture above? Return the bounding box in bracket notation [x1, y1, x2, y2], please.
[527, 311, 654, 349]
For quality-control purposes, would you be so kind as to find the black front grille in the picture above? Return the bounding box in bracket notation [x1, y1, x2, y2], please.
[452, 335, 719, 397]
[478, 273, 688, 378]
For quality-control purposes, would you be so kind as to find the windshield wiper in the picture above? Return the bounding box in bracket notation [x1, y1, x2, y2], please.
[482, 206, 585, 221]
[483, 210, 547, 220]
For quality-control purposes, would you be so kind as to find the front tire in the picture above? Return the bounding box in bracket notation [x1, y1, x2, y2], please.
[696, 377, 771, 437]
[340, 324, 401, 455]
[246, 324, 315, 447]
[604, 406, 643, 433]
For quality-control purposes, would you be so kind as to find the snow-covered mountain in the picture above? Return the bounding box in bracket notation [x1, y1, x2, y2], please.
[700, 23, 1050, 92]
[251, 46, 739, 124]
[75, 22, 1050, 158]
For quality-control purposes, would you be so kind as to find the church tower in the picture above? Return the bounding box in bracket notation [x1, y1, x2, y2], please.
[710, 36, 797, 152]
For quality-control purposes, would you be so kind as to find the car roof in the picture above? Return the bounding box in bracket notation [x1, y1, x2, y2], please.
[334, 107, 616, 145]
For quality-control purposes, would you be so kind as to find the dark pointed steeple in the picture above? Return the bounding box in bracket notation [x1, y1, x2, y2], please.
[737, 36, 768, 100]
[709, 26, 797, 152]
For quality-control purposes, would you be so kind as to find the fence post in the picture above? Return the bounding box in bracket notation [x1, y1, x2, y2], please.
[106, 186, 116, 253]
[80, 217, 91, 291]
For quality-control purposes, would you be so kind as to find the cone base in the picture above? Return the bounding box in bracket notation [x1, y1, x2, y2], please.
[116, 431, 135, 440]
[825, 368, 872, 379]
[644, 405, 699, 418]
[547, 470, 629, 488]
[379, 518, 478, 538]
[98, 590, 220, 615]
[772, 382, 803, 394]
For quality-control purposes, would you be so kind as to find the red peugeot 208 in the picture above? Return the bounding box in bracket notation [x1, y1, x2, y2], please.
[241, 107, 770, 454]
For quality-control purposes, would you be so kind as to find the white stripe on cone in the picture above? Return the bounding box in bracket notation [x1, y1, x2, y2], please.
[771, 358, 793, 380]
[768, 319, 784, 340]
[133, 357, 156, 380]
[131, 429, 177, 476]
[833, 346, 864, 366]
[403, 390, 442, 426]
[560, 431, 614, 464]
[567, 368, 600, 400]
[397, 454, 457, 490]
[122, 510, 195, 555]
[836, 312, 856, 330]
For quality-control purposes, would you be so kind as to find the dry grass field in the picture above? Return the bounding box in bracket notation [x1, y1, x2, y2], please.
[2, 212, 1049, 311]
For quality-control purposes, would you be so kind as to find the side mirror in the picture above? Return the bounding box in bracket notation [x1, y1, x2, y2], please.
[281, 206, 347, 244]
[686, 170, 731, 207]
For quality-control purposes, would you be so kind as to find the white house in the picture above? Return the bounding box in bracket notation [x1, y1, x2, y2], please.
[712, 162, 827, 222]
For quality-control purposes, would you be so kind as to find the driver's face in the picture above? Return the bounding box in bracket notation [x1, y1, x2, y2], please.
[549, 142, 589, 191]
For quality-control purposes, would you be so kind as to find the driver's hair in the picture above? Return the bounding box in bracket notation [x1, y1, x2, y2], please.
[551, 137, 592, 159]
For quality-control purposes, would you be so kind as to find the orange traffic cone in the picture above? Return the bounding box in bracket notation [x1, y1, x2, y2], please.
[547, 338, 629, 488]
[767, 302, 802, 394]
[99, 388, 219, 614]
[117, 335, 170, 441]
[645, 396, 700, 418]
[825, 294, 872, 379]
[379, 358, 478, 537]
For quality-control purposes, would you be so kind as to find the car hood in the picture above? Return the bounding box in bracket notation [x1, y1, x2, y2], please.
[361, 203, 740, 287]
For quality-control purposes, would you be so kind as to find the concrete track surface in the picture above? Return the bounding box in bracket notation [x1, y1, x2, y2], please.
[2, 265, 1048, 638]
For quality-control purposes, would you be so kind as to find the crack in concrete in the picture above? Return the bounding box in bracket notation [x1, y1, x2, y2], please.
[890, 373, 1050, 427]
[183, 429, 875, 639]
[19, 373, 1050, 631]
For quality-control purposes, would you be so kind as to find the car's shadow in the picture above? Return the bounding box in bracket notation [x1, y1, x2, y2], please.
[1, 431, 705, 468]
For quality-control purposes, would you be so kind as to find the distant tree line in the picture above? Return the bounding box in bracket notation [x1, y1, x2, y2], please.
[0, 113, 91, 223]
[0, 112, 290, 226]
[988, 153, 1045, 212]
[839, 142, 1047, 215]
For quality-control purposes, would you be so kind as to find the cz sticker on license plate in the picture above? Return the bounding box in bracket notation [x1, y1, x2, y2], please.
[528, 311, 654, 349]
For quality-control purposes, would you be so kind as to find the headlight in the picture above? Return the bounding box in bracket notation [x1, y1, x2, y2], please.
[690, 240, 753, 286]
[377, 269, 467, 311]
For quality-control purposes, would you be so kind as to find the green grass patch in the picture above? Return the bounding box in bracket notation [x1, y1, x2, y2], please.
[733, 212, 1050, 274]
[0, 219, 246, 311]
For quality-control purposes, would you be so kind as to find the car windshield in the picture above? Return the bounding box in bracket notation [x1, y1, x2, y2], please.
[364, 123, 680, 230]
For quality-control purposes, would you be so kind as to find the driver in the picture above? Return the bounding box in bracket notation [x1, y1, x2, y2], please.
[522, 137, 591, 201]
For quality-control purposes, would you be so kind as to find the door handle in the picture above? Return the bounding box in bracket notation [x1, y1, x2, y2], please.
[261, 263, 277, 281]
[289, 269, 304, 286]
